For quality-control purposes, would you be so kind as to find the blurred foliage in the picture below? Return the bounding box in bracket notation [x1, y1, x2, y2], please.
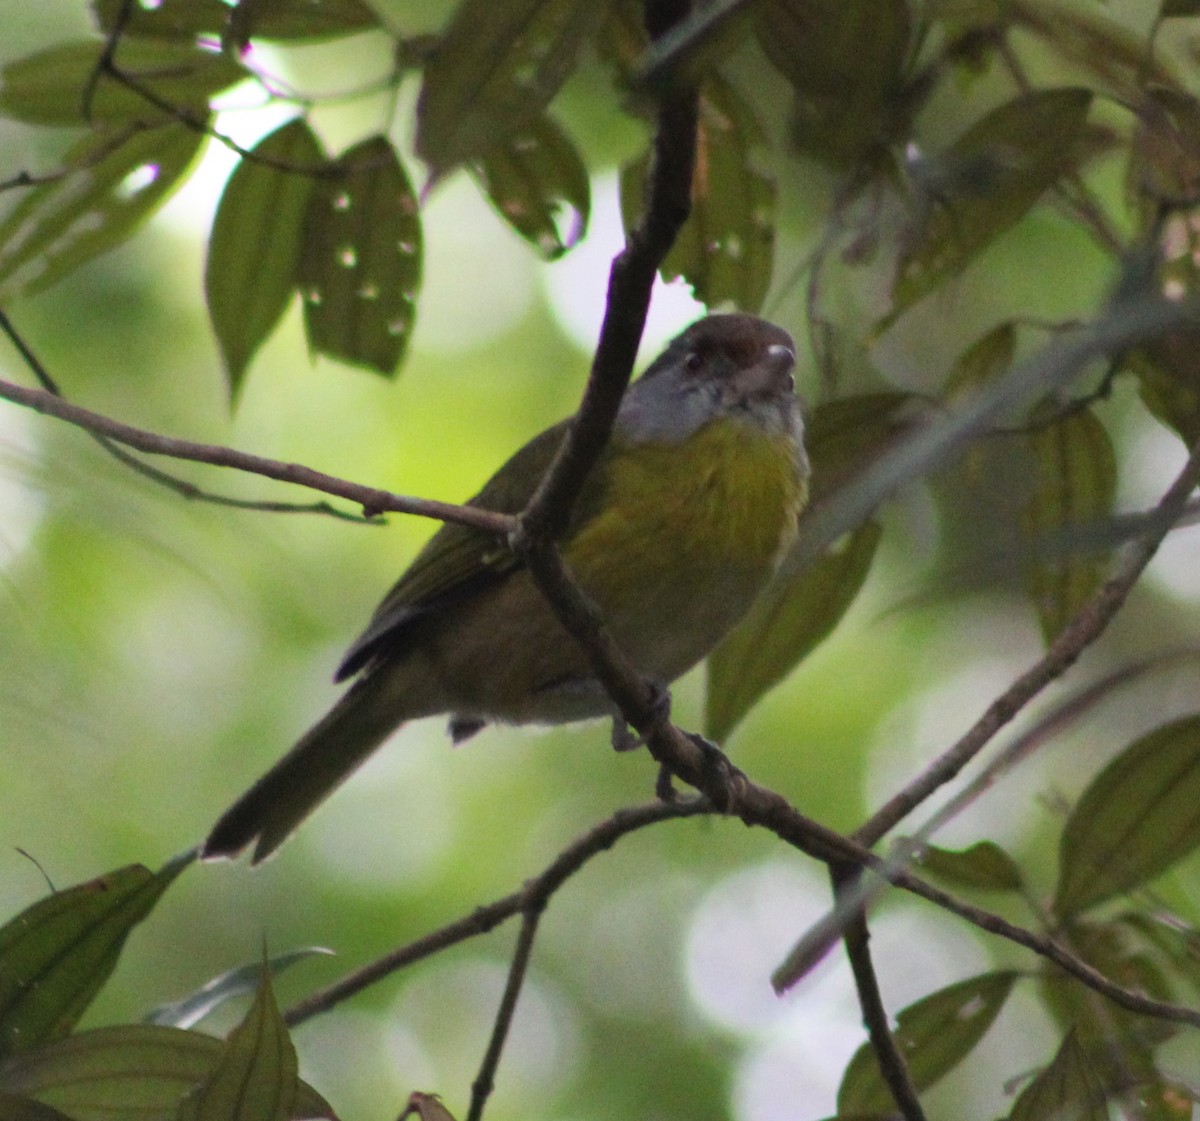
[2, 0, 1200, 1119]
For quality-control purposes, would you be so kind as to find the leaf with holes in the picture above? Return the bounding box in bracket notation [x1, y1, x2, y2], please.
[472, 114, 589, 260]
[706, 520, 879, 741]
[0, 39, 244, 126]
[176, 968, 297, 1121]
[837, 971, 1017, 1114]
[0, 1025, 336, 1121]
[1021, 403, 1116, 644]
[0, 122, 206, 301]
[207, 118, 327, 398]
[1008, 1030, 1107, 1121]
[298, 136, 422, 375]
[0, 854, 192, 1058]
[416, 0, 613, 179]
[893, 88, 1093, 314]
[1055, 715, 1200, 917]
[622, 75, 775, 312]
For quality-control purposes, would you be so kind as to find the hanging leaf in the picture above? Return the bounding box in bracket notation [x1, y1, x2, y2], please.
[0, 40, 244, 126]
[206, 118, 327, 398]
[225, 0, 381, 45]
[0, 854, 192, 1057]
[1020, 403, 1117, 644]
[1007, 1030, 1107, 1121]
[415, 0, 613, 180]
[916, 841, 1024, 893]
[471, 114, 590, 260]
[837, 971, 1017, 1114]
[0, 122, 206, 301]
[621, 75, 776, 312]
[1055, 715, 1200, 917]
[802, 392, 918, 504]
[298, 135, 422, 376]
[0, 1025, 335, 1121]
[176, 968, 297, 1121]
[944, 322, 1016, 397]
[893, 88, 1093, 313]
[706, 520, 880, 741]
[92, 0, 232, 41]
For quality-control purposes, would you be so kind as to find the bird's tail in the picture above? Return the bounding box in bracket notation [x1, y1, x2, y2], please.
[203, 670, 414, 863]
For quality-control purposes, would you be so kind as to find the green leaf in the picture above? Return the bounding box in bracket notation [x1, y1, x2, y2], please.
[836, 971, 1017, 1115]
[1021, 404, 1117, 644]
[1128, 335, 1200, 446]
[1055, 715, 1200, 917]
[225, 0, 382, 46]
[634, 0, 761, 94]
[1162, 0, 1200, 14]
[621, 75, 776, 312]
[916, 841, 1024, 892]
[146, 948, 334, 1030]
[706, 520, 880, 741]
[893, 88, 1093, 313]
[471, 114, 590, 260]
[0, 122, 206, 301]
[415, 0, 613, 179]
[0, 40, 244, 126]
[0, 853, 192, 1057]
[298, 135, 422, 376]
[944, 322, 1016, 397]
[0, 1095, 76, 1121]
[801, 392, 918, 505]
[1008, 1030, 1107, 1121]
[93, 0, 233, 40]
[206, 118, 327, 398]
[176, 969, 297, 1121]
[0, 1025, 335, 1121]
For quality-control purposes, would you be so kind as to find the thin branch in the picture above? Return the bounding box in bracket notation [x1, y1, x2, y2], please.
[0, 375, 510, 533]
[467, 908, 542, 1121]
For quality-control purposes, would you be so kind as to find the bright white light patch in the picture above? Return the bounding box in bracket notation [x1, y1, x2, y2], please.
[0, 407, 45, 571]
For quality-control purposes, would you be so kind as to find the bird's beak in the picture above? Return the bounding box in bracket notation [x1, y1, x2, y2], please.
[735, 343, 796, 399]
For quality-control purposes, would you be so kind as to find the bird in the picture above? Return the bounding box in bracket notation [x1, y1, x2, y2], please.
[204, 313, 809, 862]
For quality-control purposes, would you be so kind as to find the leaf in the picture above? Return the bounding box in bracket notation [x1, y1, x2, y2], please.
[176, 968, 297, 1121]
[1055, 715, 1200, 917]
[471, 114, 589, 260]
[893, 88, 1093, 313]
[634, 0, 761, 94]
[206, 118, 327, 398]
[93, 0, 232, 40]
[944, 322, 1016, 397]
[0, 1095, 76, 1121]
[705, 520, 880, 741]
[0, 853, 192, 1057]
[400, 1093, 459, 1121]
[145, 948, 334, 1030]
[1008, 1030, 1107, 1121]
[801, 392, 918, 505]
[916, 841, 1024, 892]
[298, 135, 422, 376]
[1131, 86, 1200, 205]
[836, 971, 1017, 1115]
[621, 75, 776, 312]
[415, 0, 613, 179]
[0, 1025, 335, 1121]
[0, 122, 206, 301]
[1127, 333, 1200, 446]
[0, 40, 244, 126]
[225, 0, 382, 46]
[1020, 404, 1117, 643]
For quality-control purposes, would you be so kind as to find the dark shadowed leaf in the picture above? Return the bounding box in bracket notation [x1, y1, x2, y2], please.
[0, 1096, 74, 1121]
[415, 0, 613, 179]
[944, 322, 1016, 397]
[893, 88, 1093, 314]
[298, 135, 422, 376]
[0, 40, 244, 126]
[0, 1025, 334, 1121]
[145, 948, 334, 1030]
[635, 0, 761, 93]
[1008, 1030, 1107, 1121]
[176, 968, 297, 1121]
[621, 76, 775, 311]
[206, 118, 327, 398]
[1127, 332, 1200, 446]
[0, 122, 206, 301]
[837, 971, 1017, 1114]
[93, 0, 232, 40]
[706, 520, 879, 741]
[471, 114, 589, 260]
[225, 0, 381, 44]
[1021, 404, 1117, 643]
[916, 841, 1024, 892]
[0, 854, 192, 1057]
[1055, 715, 1200, 917]
[1162, 0, 1200, 14]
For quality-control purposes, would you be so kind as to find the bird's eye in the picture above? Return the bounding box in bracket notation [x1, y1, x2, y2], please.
[684, 352, 703, 374]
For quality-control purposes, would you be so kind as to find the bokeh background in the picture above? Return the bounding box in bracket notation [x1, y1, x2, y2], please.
[3, 2, 1200, 1119]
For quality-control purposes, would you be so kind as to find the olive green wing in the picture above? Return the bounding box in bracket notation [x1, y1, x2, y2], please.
[336, 419, 580, 680]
